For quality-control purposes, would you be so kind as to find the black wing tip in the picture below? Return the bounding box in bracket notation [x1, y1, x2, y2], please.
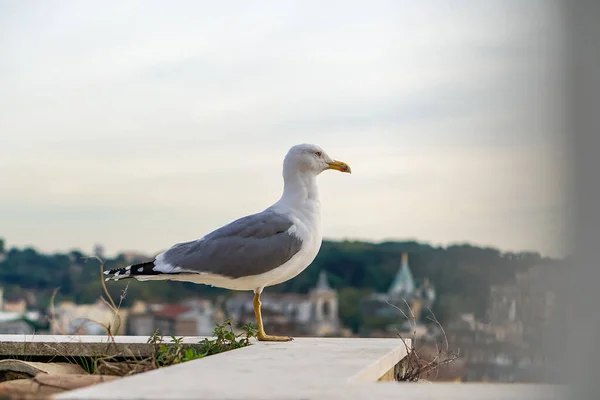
[104, 261, 160, 282]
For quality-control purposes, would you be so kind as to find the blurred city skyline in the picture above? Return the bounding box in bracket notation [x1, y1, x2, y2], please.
[0, 1, 567, 258]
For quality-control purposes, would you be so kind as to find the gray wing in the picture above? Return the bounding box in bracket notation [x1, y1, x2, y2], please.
[159, 210, 303, 279]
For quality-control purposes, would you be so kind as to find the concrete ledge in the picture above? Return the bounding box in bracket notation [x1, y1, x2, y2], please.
[56, 337, 409, 399]
[54, 338, 568, 400]
[0, 336, 567, 399]
[0, 335, 206, 358]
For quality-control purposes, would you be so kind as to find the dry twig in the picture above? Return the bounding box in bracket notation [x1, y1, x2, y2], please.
[386, 300, 459, 382]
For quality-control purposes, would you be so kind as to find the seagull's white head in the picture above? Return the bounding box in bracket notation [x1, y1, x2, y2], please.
[283, 143, 351, 176]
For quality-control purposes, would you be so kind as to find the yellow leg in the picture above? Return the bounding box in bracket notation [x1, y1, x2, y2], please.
[253, 292, 293, 342]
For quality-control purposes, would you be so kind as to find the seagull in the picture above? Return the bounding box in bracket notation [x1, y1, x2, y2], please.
[104, 143, 351, 341]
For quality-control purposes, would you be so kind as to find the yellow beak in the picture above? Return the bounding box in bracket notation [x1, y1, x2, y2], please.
[327, 160, 351, 173]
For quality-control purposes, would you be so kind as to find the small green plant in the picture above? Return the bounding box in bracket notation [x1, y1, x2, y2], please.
[147, 319, 257, 368]
[77, 355, 95, 374]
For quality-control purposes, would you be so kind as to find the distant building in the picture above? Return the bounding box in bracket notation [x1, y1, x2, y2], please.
[0, 287, 47, 334]
[2, 298, 27, 313]
[0, 287, 30, 313]
[225, 271, 344, 337]
[361, 252, 436, 337]
[489, 265, 558, 344]
[441, 264, 561, 383]
[0, 311, 44, 334]
[127, 298, 215, 337]
[50, 298, 128, 335]
[308, 270, 341, 336]
[444, 313, 523, 382]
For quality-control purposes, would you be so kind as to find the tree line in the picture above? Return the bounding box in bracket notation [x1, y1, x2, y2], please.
[0, 237, 563, 331]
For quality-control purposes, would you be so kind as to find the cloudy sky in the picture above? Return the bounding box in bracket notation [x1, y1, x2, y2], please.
[0, 0, 568, 258]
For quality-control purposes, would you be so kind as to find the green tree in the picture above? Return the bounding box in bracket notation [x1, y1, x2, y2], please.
[338, 287, 372, 333]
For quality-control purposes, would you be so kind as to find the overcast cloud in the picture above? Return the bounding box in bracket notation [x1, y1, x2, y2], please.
[0, 0, 568, 257]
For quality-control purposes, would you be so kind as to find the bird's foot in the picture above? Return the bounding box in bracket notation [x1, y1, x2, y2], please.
[257, 333, 293, 342]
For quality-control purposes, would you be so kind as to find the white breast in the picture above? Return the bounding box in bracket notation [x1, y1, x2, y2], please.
[261, 198, 323, 287]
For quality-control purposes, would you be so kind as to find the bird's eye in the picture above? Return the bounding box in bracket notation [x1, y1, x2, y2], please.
[315, 151, 322, 157]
